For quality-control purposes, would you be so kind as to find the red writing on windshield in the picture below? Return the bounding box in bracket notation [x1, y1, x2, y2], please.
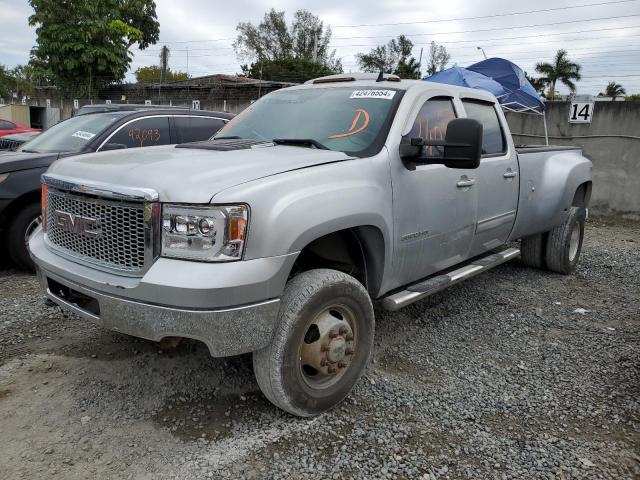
[328, 108, 370, 139]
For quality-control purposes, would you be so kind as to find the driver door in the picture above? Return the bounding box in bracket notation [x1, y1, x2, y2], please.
[390, 96, 478, 286]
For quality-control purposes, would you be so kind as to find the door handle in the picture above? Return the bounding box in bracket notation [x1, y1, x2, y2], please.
[456, 178, 476, 188]
[503, 170, 518, 178]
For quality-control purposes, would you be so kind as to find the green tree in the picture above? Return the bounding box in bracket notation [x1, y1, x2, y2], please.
[535, 49, 581, 99]
[240, 58, 338, 84]
[356, 34, 418, 75]
[625, 93, 640, 101]
[395, 57, 422, 80]
[134, 66, 190, 83]
[425, 41, 450, 76]
[0, 64, 47, 101]
[602, 81, 626, 98]
[0, 65, 13, 100]
[28, 0, 160, 95]
[234, 9, 342, 80]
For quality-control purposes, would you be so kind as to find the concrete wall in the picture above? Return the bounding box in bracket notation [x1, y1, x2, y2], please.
[505, 102, 640, 213]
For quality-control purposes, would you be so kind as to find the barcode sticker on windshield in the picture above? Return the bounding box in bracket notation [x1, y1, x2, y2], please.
[350, 90, 396, 100]
[72, 130, 95, 140]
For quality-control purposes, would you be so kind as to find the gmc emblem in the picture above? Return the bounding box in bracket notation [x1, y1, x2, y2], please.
[53, 210, 101, 238]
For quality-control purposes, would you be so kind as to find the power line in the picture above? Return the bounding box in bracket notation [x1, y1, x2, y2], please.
[142, 44, 640, 63]
[339, 49, 640, 66]
[333, 0, 639, 28]
[144, 19, 640, 49]
[582, 74, 640, 77]
[331, 25, 640, 48]
[136, 33, 640, 58]
[332, 14, 640, 40]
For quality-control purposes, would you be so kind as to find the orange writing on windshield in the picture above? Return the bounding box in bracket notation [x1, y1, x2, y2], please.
[328, 108, 370, 139]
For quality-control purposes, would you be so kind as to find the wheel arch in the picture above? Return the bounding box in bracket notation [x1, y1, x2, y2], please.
[572, 181, 592, 208]
[0, 189, 41, 230]
[289, 225, 387, 297]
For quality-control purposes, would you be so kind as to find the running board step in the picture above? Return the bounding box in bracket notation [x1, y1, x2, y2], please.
[381, 247, 520, 311]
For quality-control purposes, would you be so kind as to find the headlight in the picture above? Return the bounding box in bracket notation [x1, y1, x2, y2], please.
[161, 204, 248, 262]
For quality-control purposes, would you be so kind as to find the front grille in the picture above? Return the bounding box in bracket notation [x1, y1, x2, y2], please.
[45, 188, 148, 273]
[0, 138, 22, 151]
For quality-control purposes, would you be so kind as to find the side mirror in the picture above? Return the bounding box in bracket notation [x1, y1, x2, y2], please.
[100, 143, 127, 151]
[399, 118, 483, 169]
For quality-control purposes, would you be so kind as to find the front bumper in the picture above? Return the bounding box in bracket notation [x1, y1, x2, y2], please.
[29, 229, 297, 356]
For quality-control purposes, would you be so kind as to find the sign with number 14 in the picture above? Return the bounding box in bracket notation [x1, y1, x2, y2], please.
[569, 102, 594, 124]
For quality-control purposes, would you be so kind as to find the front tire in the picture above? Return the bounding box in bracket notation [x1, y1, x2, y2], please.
[545, 207, 585, 274]
[7, 202, 41, 271]
[253, 269, 374, 417]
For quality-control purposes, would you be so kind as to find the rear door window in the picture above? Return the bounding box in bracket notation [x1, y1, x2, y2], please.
[461, 100, 506, 155]
[106, 116, 171, 148]
[174, 116, 226, 143]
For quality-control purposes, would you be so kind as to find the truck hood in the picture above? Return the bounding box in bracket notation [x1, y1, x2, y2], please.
[0, 151, 60, 173]
[47, 144, 354, 203]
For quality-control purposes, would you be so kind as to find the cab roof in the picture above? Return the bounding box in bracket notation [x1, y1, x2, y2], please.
[301, 72, 498, 103]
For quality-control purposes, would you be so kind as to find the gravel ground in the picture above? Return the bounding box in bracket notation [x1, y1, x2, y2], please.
[0, 215, 638, 480]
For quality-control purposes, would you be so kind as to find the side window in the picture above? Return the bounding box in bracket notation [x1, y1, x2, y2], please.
[174, 116, 226, 143]
[409, 97, 456, 158]
[107, 117, 171, 149]
[0, 120, 16, 130]
[461, 100, 506, 155]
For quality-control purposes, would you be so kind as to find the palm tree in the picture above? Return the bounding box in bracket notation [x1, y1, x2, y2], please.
[535, 49, 582, 100]
[603, 81, 626, 98]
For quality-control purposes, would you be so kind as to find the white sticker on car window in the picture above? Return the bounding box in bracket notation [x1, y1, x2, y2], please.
[71, 130, 95, 140]
[350, 90, 396, 100]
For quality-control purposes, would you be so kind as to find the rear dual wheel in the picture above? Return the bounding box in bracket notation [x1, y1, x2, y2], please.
[253, 269, 374, 417]
[520, 206, 585, 275]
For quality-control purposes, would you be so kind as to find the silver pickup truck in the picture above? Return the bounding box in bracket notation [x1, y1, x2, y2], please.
[29, 73, 592, 417]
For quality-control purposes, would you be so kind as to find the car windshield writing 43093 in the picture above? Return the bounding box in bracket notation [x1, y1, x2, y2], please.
[215, 87, 402, 156]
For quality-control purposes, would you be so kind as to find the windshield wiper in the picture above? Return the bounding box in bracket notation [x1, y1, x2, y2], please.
[213, 135, 243, 140]
[272, 138, 329, 150]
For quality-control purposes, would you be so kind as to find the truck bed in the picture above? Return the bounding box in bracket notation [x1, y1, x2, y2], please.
[509, 144, 590, 241]
[515, 145, 581, 154]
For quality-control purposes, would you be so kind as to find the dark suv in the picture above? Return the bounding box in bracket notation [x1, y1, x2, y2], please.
[0, 108, 233, 269]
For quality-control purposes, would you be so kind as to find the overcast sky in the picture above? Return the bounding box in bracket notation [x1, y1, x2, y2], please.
[1, 0, 639, 94]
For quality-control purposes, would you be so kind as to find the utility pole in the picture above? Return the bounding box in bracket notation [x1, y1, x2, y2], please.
[257, 57, 263, 99]
[159, 45, 169, 103]
[312, 32, 318, 63]
[418, 47, 423, 77]
[186, 46, 189, 77]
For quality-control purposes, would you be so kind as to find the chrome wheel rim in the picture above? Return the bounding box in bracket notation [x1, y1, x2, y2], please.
[299, 305, 356, 390]
[24, 215, 42, 247]
[569, 223, 581, 262]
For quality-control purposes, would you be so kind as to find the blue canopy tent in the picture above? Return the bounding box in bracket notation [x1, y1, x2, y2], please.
[422, 66, 508, 99]
[424, 59, 549, 144]
[467, 58, 545, 114]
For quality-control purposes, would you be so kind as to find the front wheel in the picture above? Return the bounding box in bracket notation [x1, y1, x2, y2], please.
[253, 269, 374, 417]
[7, 202, 41, 271]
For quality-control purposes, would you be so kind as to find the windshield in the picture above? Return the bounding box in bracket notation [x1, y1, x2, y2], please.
[215, 86, 403, 156]
[19, 113, 121, 153]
